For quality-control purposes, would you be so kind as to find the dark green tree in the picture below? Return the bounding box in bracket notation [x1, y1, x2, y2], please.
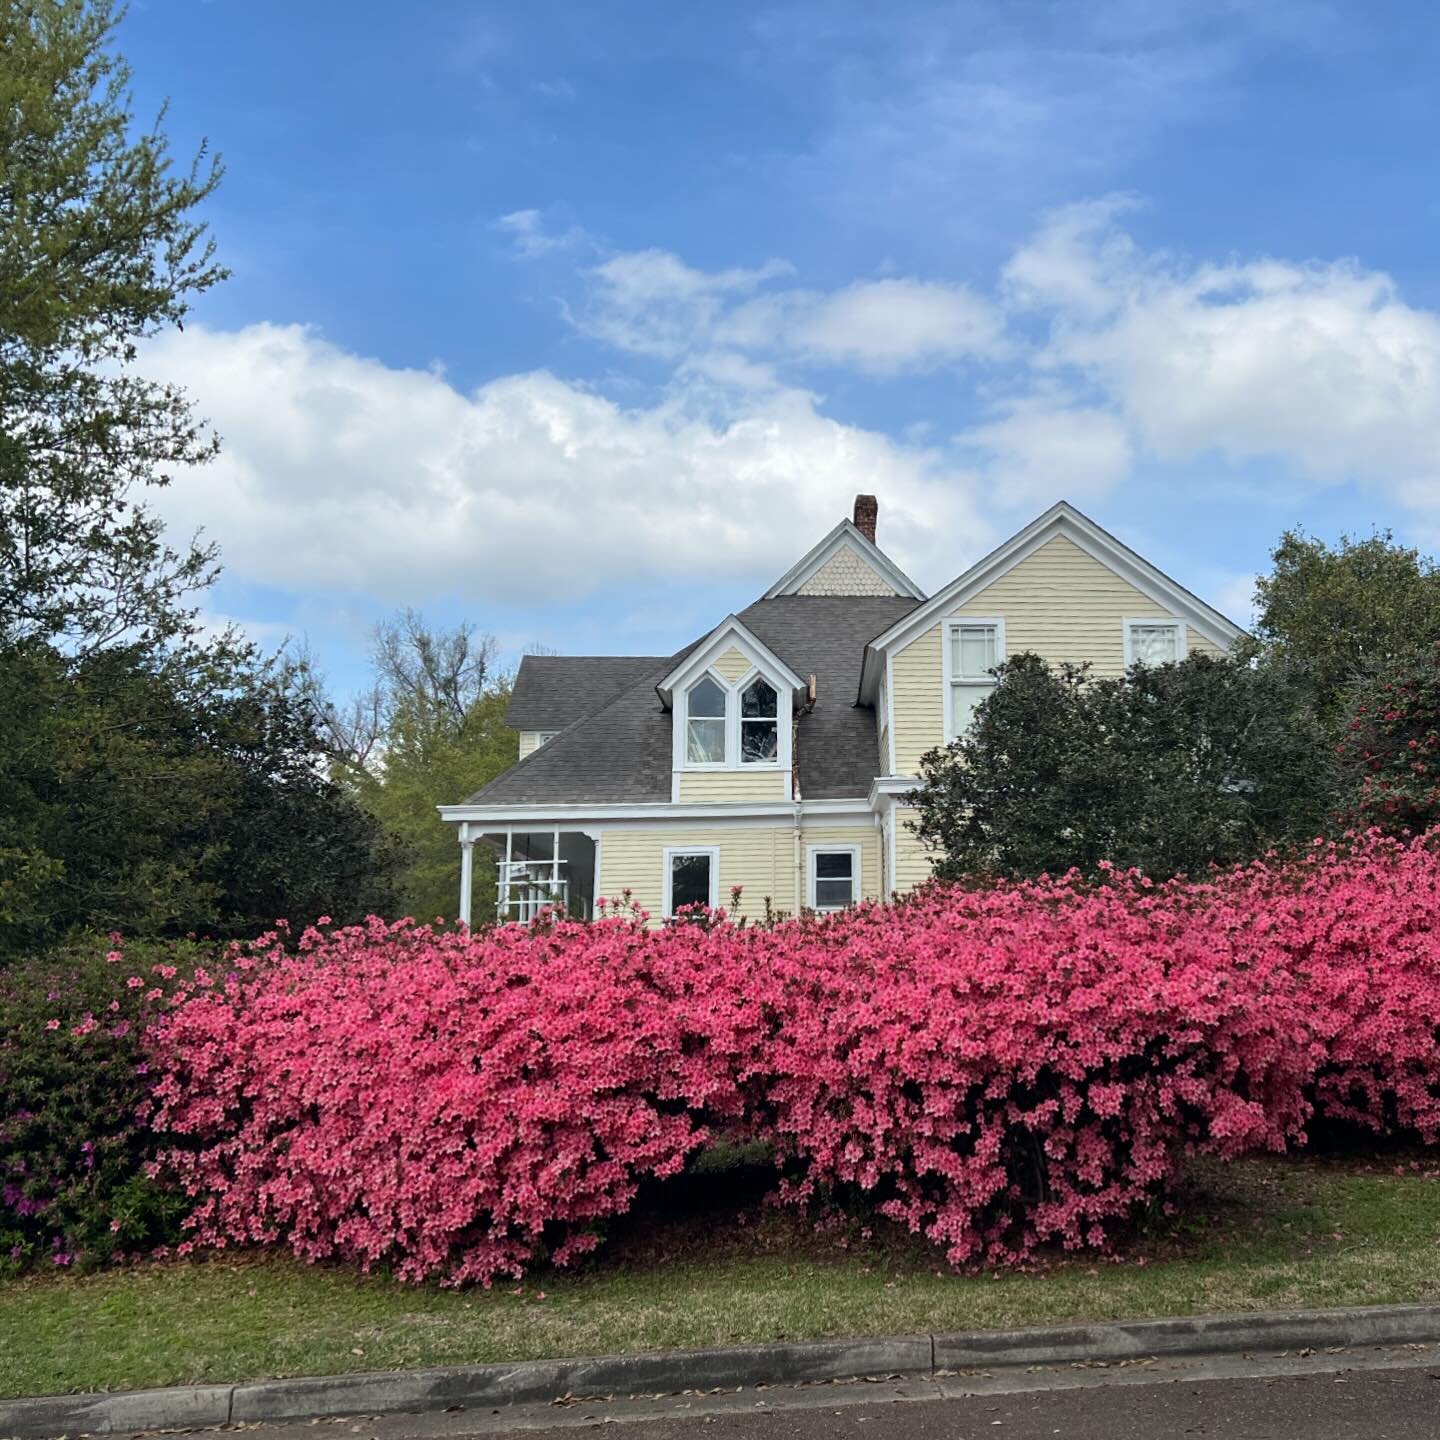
[1, 0, 227, 652]
[1335, 644, 1440, 838]
[1249, 529, 1440, 719]
[0, 636, 402, 955]
[912, 652, 1336, 882]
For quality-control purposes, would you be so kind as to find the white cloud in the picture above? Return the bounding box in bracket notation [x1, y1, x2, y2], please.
[494, 209, 583, 259]
[1016, 205, 1440, 511]
[143, 322, 988, 606]
[957, 402, 1132, 507]
[581, 248, 1003, 373]
[579, 249, 793, 358]
[722, 278, 1007, 373]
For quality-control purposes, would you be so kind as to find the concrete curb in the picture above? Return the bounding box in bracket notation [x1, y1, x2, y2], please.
[4, 1302, 1440, 1438]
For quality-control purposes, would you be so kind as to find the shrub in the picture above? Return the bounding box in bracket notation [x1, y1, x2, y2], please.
[146, 916, 756, 1286]
[0, 936, 203, 1273]
[745, 877, 1318, 1266]
[122, 835, 1440, 1283]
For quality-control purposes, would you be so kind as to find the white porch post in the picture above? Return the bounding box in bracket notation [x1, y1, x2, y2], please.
[458, 822, 474, 928]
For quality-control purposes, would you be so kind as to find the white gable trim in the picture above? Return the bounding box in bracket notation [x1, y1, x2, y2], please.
[763, 519, 926, 601]
[655, 615, 804, 707]
[858, 502, 1245, 699]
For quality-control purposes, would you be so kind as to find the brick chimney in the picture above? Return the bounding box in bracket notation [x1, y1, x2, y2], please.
[853, 494, 878, 544]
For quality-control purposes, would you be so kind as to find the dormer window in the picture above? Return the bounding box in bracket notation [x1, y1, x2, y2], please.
[661, 620, 802, 781]
[740, 677, 779, 763]
[685, 675, 727, 763]
[678, 666, 788, 771]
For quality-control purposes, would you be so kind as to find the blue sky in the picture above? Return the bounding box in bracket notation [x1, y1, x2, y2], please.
[118, 0, 1440, 691]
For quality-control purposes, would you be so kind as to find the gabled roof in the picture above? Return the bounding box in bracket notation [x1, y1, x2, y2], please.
[654, 614, 805, 707]
[763, 518, 926, 600]
[505, 655, 666, 731]
[857, 500, 1247, 699]
[468, 595, 919, 806]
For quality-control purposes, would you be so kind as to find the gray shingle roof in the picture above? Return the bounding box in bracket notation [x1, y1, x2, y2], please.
[505, 655, 668, 731]
[471, 595, 920, 805]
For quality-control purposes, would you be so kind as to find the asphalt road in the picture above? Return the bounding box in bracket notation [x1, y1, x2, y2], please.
[502, 1366, 1440, 1438]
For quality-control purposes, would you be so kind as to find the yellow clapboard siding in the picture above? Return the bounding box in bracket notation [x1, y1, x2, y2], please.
[890, 625, 943, 778]
[892, 807, 935, 894]
[890, 536, 1231, 774]
[676, 771, 788, 801]
[597, 826, 797, 922]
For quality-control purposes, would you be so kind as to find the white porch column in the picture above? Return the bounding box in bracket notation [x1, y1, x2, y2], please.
[458, 823, 474, 928]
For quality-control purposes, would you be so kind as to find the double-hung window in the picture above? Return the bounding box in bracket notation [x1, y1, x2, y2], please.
[947, 621, 1001, 740]
[1125, 619, 1185, 669]
[808, 846, 859, 911]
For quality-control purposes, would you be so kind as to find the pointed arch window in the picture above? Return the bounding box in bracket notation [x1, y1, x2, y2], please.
[685, 675, 727, 764]
[740, 677, 779, 763]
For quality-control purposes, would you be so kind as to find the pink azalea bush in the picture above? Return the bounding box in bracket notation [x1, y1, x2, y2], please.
[146, 916, 752, 1286]
[136, 834, 1440, 1285]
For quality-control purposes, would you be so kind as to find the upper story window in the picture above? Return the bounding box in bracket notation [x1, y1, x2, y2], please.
[740, 677, 778, 763]
[681, 669, 785, 769]
[535, 731, 558, 748]
[1126, 619, 1185, 668]
[685, 675, 727, 763]
[946, 620, 1002, 740]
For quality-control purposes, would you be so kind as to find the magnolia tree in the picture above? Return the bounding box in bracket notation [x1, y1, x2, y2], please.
[910, 652, 1337, 882]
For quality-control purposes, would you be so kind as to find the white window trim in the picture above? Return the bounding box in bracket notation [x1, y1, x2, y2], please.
[676, 665, 787, 773]
[807, 844, 860, 911]
[663, 846, 720, 915]
[941, 616, 1006, 743]
[1123, 616, 1188, 669]
[681, 672, 730, 770]
[534, 731, 559, 748]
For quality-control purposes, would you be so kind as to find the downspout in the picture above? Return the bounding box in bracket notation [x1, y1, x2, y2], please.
[792, 675, 816, 916]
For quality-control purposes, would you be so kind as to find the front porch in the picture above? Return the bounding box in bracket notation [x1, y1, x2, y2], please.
[458, 825, 598, 925]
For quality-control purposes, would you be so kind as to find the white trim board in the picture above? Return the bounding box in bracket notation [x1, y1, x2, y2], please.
[857, 501, 1246, 701]
[440, 797, 880, 830]
[763, 518, 926, 601]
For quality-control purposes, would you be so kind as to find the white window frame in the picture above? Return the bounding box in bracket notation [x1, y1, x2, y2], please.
[534, 731, 559, 748]
[737, 671, 781, 767]
[807, 844, 860, 912]
[1123, 617, 1187, 669]
[662, 846, 720, 915]
[682, 673, 730, 769]
[942, 616, 1006, 743]
[676, 666, 787, 773]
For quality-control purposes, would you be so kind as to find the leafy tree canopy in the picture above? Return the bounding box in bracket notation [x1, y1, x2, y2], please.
[911, 652, 1337, 882]
[1249, 529, 1440, 718]
[296, 612, 518, 925]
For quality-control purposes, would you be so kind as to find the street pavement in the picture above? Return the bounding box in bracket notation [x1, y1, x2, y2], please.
[226, 1345, 1440, 1440]
[502, 1365, 1440, 1437]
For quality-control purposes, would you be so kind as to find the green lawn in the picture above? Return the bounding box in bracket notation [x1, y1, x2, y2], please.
[4, 1155, 1440, 1399]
